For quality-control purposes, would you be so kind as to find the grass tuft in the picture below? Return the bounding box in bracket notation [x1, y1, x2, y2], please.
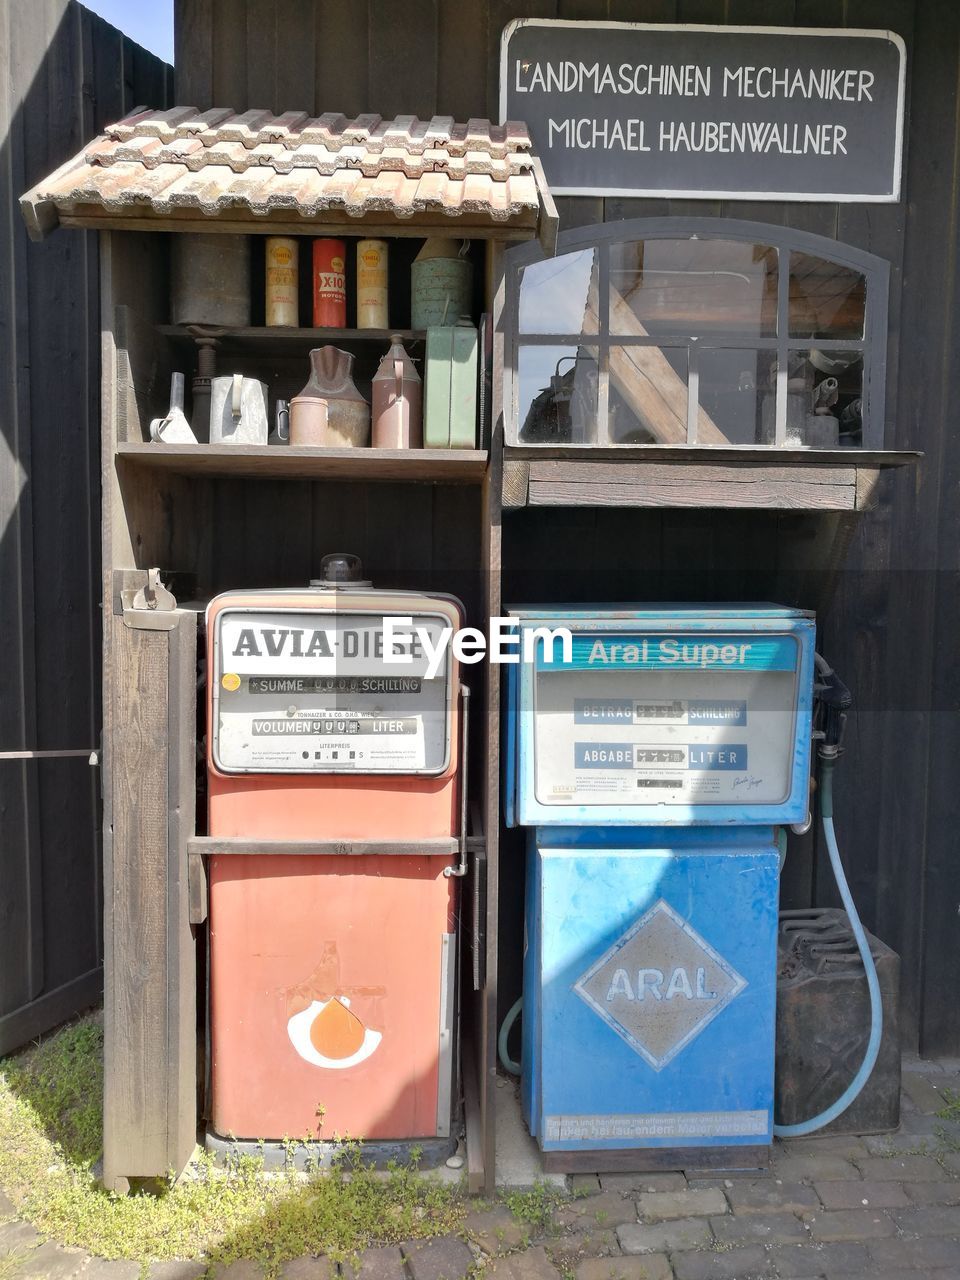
[0, 1016, 465, 1275]
[499, 1181, 567, 1235]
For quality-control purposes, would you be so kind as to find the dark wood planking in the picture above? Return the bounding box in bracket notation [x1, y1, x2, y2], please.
[0, 0, 171, 1050]
[607, 0, 677, 18]
[27, 2, 102, 994]
[554, 196, 604, 232]
[675, 0, 728, 21]
[274, 0, 316, 115]
[486, 0, 559, 119]
[211, 0, 248, 109]
[794, 0, 844, 22]
[0, 0, 51, 1028]
[174, 0, 213, 107]
[895, 0, 960, 1054]
[558, 0, 610, 17]
[439, 0, 489, 119]
[725, 0, 796, 21]
[245, 2, 278, 112]
[368, 0, 439, 119]
[314, 0, 369, 117]
[0, 968, 103, 1053]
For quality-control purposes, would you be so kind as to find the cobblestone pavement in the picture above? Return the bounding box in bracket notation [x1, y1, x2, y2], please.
[1, 1060, 959, 1279]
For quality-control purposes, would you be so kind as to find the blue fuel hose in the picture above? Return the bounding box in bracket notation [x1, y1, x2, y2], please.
[498, 997, 523, 1075]
[773, 757, 883, 1137]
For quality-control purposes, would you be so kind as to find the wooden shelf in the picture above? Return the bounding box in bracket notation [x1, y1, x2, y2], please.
[157, 325, 425, 355]
[502, 447, 921, 511]
[116, 441, 487, 483]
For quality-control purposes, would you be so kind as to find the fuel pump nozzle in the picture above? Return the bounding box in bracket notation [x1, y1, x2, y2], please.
[813, 653, 853, 760]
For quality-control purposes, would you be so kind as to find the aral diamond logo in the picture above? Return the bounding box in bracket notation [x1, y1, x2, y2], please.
[574, 899, 747, 1072]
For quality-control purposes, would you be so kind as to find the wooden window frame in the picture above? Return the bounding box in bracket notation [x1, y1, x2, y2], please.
[503, 217, 890, 451]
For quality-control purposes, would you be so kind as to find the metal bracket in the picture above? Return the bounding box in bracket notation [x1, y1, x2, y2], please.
[121, 567, 181, 630]
[445, 682, 471, 878]
[188, 850, 208, 925]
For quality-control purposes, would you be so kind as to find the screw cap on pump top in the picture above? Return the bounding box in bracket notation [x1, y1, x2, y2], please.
[310, 552, 373, 589]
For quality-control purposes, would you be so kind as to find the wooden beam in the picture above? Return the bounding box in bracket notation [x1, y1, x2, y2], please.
[115, 442, 489, 483]
[102, 609, 197, 1190]
[54, 208, 539, 241]
[188, 836, 459, 857]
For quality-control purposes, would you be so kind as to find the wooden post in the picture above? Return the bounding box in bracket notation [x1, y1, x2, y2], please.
[102, 605, 197, 1191]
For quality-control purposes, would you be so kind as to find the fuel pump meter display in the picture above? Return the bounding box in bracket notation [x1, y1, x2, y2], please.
[530, 629, 807, 810]
[212, 609, 453, 774]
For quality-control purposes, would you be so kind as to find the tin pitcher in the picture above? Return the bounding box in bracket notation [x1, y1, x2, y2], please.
[210, 374, 269, 444]
[372, 336, 422, 449]
[290, 347, 369, 447]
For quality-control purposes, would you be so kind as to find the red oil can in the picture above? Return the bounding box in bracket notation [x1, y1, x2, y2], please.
[312, 239, 347, 327]
[205, 555, 464, 1157]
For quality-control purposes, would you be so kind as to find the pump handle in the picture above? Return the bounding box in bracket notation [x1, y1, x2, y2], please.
[445, 682, 470, 879]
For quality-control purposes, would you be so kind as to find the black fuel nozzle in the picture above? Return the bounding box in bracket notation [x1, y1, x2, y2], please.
[813, 654, 852, 760]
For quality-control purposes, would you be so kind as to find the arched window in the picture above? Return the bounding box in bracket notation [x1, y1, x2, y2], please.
[504, 218, 888, 450]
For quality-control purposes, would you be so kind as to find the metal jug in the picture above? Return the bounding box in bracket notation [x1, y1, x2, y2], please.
[372, 336, 422, 449]
[210, 374, 269, 445]
[149, 373, 197, 444]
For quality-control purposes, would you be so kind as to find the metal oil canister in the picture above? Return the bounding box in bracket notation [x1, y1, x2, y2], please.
[172, 234, 250, 326]
[313, 239, 347, 327]
[265, 237, 299, 327]
[776, 908, 901, 1135]
[424, 320, 478, 448]
[411, 239, 472, 329]
[357, 240, 388, 329]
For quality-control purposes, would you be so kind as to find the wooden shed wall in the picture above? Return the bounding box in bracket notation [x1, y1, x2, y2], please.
[167, 0, 952, 1059]
[0, 0, 172, 1053]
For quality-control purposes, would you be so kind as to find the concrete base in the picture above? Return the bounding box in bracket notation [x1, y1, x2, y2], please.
[494, 1078, 567, 1189]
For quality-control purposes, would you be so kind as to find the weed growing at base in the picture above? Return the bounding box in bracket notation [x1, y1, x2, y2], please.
[0, 1017, 464, 1275]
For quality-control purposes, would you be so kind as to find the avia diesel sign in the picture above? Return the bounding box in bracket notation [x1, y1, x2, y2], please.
[500, 21, 906, 202]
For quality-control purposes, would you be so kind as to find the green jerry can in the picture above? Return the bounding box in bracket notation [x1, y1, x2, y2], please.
[424, 320, 479, 449]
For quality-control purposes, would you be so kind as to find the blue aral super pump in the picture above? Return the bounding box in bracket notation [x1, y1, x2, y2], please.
[503, 606, 818, 1169]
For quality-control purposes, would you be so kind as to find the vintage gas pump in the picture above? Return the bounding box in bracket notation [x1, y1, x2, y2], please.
[504, 606, 817, 1168]
[204, 554, 465, 1163]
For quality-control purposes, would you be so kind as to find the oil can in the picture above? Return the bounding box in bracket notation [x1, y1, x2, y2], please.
[357, 240, 388, 329]
[312, 239, 347, 327]
[265, 237, 299, 327]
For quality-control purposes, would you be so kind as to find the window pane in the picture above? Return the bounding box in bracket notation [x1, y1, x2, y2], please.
[519, 249, 600, 335]
[789, 254, 865, 339]
[698, 349, 779, 445]
[610, 239, 778, 337]
[518, 344, 600, 444]
[782, 349, 864, 447]
[608, 346, 688, 444]
[793, 348, 870, 448]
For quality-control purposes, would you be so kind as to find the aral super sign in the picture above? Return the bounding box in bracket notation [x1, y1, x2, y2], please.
[508, 609, 815, 825]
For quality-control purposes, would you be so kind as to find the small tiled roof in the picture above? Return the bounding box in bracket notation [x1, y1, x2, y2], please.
[20, 107, 555, 244]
